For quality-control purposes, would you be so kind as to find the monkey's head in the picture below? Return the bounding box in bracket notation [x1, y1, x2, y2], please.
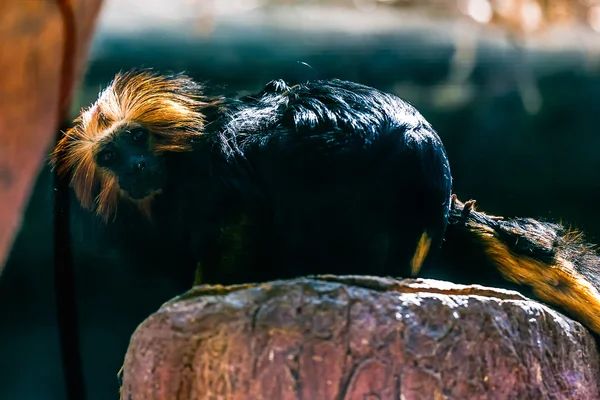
[51, 69, 211, 221]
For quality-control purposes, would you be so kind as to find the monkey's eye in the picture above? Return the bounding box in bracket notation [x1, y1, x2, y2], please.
[100, 150, 115, 163]
[130, 128, 148, 142]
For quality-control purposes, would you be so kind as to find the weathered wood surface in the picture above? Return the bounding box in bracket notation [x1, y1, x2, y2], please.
[121, 275, 600, 400]
[0, 0, 103, 271]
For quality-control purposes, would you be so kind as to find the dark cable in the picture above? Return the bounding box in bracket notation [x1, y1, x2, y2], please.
[53, 0, 87, 399]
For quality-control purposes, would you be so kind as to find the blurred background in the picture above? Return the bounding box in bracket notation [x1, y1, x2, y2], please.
[2, 0, 600, 398]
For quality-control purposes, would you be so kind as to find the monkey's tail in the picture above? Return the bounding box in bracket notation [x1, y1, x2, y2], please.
[426, 195, 600, 339]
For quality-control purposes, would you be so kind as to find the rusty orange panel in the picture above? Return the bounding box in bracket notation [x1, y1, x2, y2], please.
[0, 0, 103, 271]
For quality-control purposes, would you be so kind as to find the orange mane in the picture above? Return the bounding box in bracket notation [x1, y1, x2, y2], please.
[50, 69, 212, 222]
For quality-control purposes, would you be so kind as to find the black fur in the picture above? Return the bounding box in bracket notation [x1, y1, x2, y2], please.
[157, 78, 453, 285]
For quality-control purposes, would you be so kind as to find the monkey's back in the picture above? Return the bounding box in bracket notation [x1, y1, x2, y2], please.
[224, 79, 453, 278]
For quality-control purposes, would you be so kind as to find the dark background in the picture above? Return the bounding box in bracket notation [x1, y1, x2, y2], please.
[1, 1, 600, 399]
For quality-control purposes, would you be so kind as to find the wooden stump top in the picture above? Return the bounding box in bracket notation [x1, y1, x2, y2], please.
[121, 276, 600, 400]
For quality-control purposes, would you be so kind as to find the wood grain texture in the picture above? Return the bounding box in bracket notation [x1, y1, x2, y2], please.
[121, 276, 600, 400]
[0, 0, 103, 271]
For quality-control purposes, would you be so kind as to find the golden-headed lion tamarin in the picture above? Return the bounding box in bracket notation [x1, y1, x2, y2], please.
[51, 69, 600, 340]
[51, 70, 214, 222]
[50, 68, 453, 287]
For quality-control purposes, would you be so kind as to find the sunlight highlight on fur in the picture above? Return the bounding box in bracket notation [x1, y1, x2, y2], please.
[411, 231, 432, 276]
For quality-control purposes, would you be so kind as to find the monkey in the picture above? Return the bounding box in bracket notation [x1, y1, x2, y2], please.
[50, 69, 453, 287]
[421, 195, 600, 339]
[51, 69, 600, 340]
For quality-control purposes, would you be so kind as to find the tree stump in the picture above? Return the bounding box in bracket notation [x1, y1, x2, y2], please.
[120, 276, 600, 399]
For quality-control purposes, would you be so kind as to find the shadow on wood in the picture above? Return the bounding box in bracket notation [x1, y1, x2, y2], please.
[120, 275, 600, 399]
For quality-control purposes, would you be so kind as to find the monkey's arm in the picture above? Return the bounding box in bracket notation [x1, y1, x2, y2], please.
[423, 195, 600, 337]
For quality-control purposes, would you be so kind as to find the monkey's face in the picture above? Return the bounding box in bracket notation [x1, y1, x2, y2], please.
[51, 69, 213, 221]
[95, 126, 167, 200]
